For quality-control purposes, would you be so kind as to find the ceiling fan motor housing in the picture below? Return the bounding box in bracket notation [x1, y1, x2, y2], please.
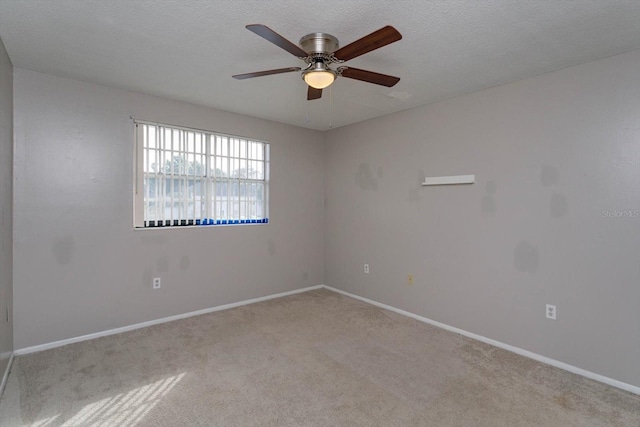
[299, 33, 339, 57]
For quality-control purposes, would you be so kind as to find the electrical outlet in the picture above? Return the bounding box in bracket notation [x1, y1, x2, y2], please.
[153, 277, 161, 289]
[364, 264, 369, 274]
[546, 304, 556, 320]
[408, 274, 414, 285]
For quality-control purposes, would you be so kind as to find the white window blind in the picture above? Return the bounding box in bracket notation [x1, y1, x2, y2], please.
[134, 121, 269, 228]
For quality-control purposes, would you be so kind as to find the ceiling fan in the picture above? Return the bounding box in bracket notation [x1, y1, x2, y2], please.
[233, 24, 402, 100]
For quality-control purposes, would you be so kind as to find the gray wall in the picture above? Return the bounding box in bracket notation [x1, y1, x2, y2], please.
[0, 37, 13, 376]
[325, 50, 640, 387]
[13, 69, 325, 349]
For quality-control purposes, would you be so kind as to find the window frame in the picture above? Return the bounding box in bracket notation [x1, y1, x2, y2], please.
[133, 120, 270, 228]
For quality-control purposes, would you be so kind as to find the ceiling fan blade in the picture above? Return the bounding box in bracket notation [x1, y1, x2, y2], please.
[246, 24, 308, 58]
[340, 67, 400, 87]
[233, 67, 301, 80]
[307, 86, 323, 100]
[333, 26, 402, 61]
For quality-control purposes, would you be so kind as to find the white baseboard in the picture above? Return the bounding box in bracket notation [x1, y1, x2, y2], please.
[15, 285, 324, 356]
[323, 286, 640, 396]
[0, 352, 14, 398]
[12, 283, 639, 396]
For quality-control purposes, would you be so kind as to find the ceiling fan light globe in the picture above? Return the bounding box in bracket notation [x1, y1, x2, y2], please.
[304, 70, 335, 89]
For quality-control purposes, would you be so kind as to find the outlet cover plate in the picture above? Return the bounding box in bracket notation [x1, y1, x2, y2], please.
[546, 304, 556, 320]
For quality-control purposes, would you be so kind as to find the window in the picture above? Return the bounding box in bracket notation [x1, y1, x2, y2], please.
[134, 121, 269, 228]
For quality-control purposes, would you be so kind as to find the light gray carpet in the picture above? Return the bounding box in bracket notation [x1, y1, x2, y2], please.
[1, 289, 638, 426]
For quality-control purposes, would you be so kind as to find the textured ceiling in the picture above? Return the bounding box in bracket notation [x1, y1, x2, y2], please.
[1, 1, 640, 130]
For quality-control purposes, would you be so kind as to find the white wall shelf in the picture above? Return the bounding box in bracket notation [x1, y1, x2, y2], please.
[422, 174, 475, 186]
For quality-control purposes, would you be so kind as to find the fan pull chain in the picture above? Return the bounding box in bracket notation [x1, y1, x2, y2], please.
[329, 85, 333, 129]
